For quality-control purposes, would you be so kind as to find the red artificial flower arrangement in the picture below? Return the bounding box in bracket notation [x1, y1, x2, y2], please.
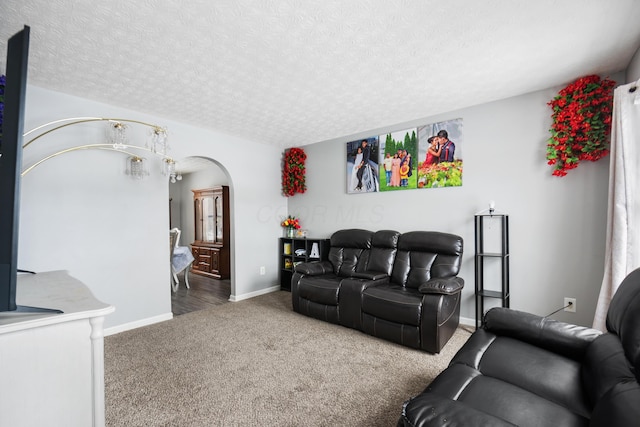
[282, 147, 307, 196]
[546, 75, 615, 177]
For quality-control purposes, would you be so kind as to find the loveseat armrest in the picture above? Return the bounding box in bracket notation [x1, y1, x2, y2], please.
[399, 393, 517, 427]
[484, 307, 602, 360]
[418, 276, 464, 295]
[294, 260, 333, 276]
[352, 271, 388, 280]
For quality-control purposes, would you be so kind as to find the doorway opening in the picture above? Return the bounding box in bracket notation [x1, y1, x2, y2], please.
[168, 156, 232, 315]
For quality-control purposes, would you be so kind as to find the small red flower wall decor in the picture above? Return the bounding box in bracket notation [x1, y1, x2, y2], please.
[282, 147, 307, 196]
[546, 75, 615, 177]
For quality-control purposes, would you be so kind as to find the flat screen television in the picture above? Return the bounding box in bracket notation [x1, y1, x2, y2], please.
[0, 25, 61, 313]
[0, 26, 30, 312]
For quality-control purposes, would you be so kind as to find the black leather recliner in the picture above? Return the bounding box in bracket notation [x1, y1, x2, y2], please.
[399, 267, 640, 427]
[291, 229, 464, 353]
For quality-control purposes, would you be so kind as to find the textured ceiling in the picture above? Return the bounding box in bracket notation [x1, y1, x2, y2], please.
[2, 1, 640, 149]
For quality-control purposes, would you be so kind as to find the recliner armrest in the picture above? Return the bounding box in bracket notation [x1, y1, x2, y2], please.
[418, 277, 464, 295]
[484, 307, 601, 360]
[293, 260, 333, 276]
[400, 393, 517, 427]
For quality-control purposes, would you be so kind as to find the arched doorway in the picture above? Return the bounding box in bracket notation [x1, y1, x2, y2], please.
[169, 156, 233, 315]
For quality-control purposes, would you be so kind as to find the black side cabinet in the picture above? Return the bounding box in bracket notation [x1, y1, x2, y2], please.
[474, 213, 510, 328]
[279, 237, 330, 291]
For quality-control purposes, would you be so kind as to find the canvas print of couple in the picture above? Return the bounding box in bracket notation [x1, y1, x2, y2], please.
[346, 118, 463, 194]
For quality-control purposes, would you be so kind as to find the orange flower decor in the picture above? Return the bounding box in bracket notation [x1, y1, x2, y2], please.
[282, 147, 307, 196]
[546, 75, 615, 177]
[281, 215, 301, 230]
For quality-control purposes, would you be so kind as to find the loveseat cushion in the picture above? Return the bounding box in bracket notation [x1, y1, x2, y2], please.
[361, 285, 422, 326]
[451, 329, 591, 418]
[401, 391, 518, 426]
[363, 230, 400, 275]
[330, 228, 373, 249]
[327, 229, 373, 277]
[329, 247, 367, 277]
[419, 363, 589, 427]
[392, 231, 463, 289]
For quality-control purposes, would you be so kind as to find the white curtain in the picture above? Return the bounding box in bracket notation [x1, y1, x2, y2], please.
[593, 80, 640, 331]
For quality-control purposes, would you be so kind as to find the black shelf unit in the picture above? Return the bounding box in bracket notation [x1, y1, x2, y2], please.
[474, 213, 510, 328]
[279, 237, 330, 291]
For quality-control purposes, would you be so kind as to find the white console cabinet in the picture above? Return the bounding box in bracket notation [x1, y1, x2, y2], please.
[0, 271, 114, 427]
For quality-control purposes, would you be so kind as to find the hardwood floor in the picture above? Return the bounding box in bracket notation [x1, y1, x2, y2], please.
[171, 271, 231, 316]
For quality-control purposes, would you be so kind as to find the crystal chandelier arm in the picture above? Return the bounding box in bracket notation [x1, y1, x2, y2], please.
[21, 143, 173, 176]
[23, 117, 165, 149]
[23, 117, 103, 138]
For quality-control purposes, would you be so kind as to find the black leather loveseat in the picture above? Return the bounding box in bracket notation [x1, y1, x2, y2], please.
[291, 229, 464, 353]
[399, 267, 640, 427]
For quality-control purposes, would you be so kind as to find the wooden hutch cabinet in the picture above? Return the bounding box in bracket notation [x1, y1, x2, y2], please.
[191, 186, 230, 279]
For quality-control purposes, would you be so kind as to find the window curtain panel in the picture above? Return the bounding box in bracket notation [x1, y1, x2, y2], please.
[593, 80, 640, 331]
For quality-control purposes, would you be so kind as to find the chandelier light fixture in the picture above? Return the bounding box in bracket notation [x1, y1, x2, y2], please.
[21, 117, 177, 181]
[108, 121, 128, 150]
[127, 156, 149, 179]
[148, 126, 169, 155]
[162, 158, 183, 183]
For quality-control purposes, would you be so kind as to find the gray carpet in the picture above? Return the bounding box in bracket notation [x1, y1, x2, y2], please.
[105, 291, 472, 426]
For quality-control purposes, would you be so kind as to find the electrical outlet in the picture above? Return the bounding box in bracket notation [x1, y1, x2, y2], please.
[259, 266, 266, 275]
[564, 297, 576, 313]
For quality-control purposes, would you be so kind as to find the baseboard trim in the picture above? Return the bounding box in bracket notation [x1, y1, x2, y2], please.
[459, 315, 476, 327]
[229, 285, 281, 302]
[104, 312, 173, 336]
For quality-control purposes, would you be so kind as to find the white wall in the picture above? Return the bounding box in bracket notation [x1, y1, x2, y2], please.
[626, 45, 640, 82]
[19, 86, 285, 331]
[288, 76, 624, 327]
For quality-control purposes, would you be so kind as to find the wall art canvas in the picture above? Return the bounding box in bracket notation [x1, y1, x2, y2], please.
[416, 118, 463, 188]
[346, 137, 379, 193]
[346, 118, 462, 194]
[379, 128, 418, 192]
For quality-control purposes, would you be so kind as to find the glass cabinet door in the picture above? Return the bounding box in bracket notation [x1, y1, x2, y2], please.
[193, 187, 227, 246]
[202, 196, 215, 242]
[194, 199, 201, 241]
[215, 195, 223, 243]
